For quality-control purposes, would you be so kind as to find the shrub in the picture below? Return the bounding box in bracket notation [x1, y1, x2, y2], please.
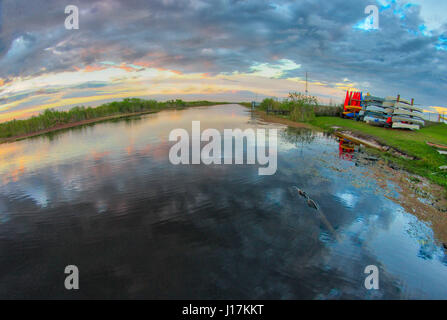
[259, 98, 281, 111]
[286, 92, 318, 122]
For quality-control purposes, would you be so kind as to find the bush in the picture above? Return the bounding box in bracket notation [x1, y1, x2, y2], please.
[286, 92, 317, 122]
[314, 105, 343, 117]
[259, 93, 342, 121]
[259, 98, 281, 111]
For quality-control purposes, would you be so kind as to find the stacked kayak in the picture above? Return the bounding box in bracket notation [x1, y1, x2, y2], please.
[343, 91, 362, 118]
[362, 95, 392, 127]
[385, 96, 425, 130]
[341, 91, 426, 131]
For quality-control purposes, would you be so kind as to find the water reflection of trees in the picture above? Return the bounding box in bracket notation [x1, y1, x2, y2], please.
[281, 127, 316, 147]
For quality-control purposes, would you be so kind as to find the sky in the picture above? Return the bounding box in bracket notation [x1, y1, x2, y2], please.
[0, 0, 446, 122]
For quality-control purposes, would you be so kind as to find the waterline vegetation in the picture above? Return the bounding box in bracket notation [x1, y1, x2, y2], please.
[256, 92, 342, 120]
[0, 98, 227, 142]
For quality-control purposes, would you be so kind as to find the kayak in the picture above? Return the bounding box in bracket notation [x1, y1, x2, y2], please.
[363, 101, 384, 107]
[382, 101, 395, 107]
[393, 108, 424, 118]
[392, 122, 420, 130]
[366, 105, 392, 114]
[392, 116, 425, 126]
[386, 96, 412, 105]
[343, 112, 359, 118]
[344, 105, 362, 111]
[364, 115, 388, 125]
[365, 111, 388, 119]
[394, 103, 424, 113]
[364, 96, 385, 103]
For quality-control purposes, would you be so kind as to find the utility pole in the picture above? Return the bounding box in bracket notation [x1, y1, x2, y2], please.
[305, 72, 308, 96]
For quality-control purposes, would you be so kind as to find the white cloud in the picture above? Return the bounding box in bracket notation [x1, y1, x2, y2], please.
[404, 0, 447, 31]
[249, 59, 301, 78]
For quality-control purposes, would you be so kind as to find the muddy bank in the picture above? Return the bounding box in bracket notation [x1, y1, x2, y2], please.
[367, 160, 447, 246]
[333, 129, 418, 160]
[327, 138, 447, 246]
[253, 110, 315, 129]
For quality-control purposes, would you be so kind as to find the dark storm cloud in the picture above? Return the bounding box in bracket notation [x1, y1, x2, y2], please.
[0, 0, 446, 105]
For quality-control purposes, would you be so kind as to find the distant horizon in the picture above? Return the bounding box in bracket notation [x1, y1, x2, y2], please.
[0, 88, 445, 123]
[1, 0, 446, 122]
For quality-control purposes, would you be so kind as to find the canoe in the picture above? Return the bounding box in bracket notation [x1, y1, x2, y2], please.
[393, 108, 424, 118]
[364, 115, 388, 125]
[364, 96, 385, 103]
[392, 122, 420, 130]
[382, 101, 395, 107]
[365, 111, 388, 119]
[363, 101, 384, 108]
[427, 142, 447, 150]
[366, 106, 392, 114]
[392, 116, 425, 126]
[392, 115, 424, 125]
[386, 96, 411, 105]
[394, 103, 424, 113]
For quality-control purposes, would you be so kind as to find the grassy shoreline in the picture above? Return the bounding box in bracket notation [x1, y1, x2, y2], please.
[309, 117, 447, 188]
[0, 99, 229, 144]
[250, 105, 447, 190]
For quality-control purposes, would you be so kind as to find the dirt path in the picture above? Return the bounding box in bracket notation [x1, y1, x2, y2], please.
[253, 110, 315, 129]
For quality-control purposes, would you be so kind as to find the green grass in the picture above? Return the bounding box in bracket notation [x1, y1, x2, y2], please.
[0, 98, 227, 140]
[310, 117, 447, 188]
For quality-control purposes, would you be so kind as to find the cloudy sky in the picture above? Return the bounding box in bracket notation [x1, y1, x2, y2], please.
[0, 0, 446, 122]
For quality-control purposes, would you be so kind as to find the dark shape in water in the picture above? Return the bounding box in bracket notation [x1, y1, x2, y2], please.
[292, 186, 308, 199]
[291, 186, 340, 242]
[307, 198, 319, 210]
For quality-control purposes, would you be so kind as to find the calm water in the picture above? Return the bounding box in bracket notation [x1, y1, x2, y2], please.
[0, 104, 446, 299]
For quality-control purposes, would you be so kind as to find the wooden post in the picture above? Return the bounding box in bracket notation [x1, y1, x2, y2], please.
[397, 94, 400, 102]
[411, 98, 414, 106]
